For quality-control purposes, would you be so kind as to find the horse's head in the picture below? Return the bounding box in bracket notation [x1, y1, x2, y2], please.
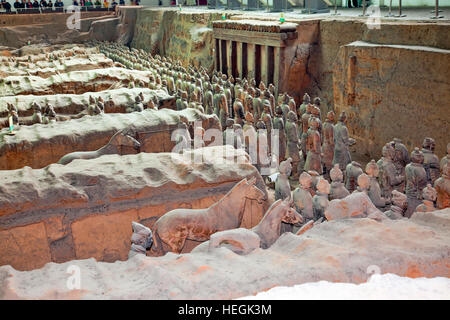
[242, 177, 266, 204]
[280, 198, 303, 225]
[112, 130, 141, 152]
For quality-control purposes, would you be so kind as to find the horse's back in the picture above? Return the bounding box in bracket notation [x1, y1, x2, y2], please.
[58, 151, 97, 165]
[153, 208, 209, 231]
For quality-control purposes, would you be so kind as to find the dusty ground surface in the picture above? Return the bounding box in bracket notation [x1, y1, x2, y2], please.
[0, 208, 448, 299]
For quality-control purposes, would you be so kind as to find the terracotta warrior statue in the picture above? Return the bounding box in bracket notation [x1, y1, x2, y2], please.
[223, 118, 235, 146]
[298, 92, 310, 118]
[329, 164, 350, 200]
[252, 88, 262, 119]
[422, 137, 440, 185]
[304, 116, 322, 175]
[6, 103, 19, 128]
[273, 106, 287, 163]
[43, 103, 57, 124]
[384, 190, 408, 220]
[392, 138, 410, 193]
[312, 178, 330, 221]
[377, 143, 404, 200]
[345, 161, 363, 193]
[31, 102, 43, 124]
[310, 103, 322, 137]
[440, 143, 450, 176]
[214, 85, 228, 129]
[365, 159, 390, 209]
[322, 111, 335, 179]
[256, 121, 270, 176]
[285, 111, 301, 180]
[308, 170, 320, 196]
[147, 96, 157, 110]
[434, 161, 449, 209]
[127, 95, 144, 113]
[275, 158, 292, 201]
[261, 100, 273, 153]
[405, 148, 428, 218]
[280, 93, 291, 126]
[243, 112, 257, 161]
[313, 97, 322, 117]
[203, 82, 214, 115]
[332, 111, 355, 171]
[233, 96, 245, 127]
[414, 184, 437, 214]
[176, 90, 188, 111]
[300, 103, 312, 161]
[355, 173, 370, 194]
[292, 171, 314, 224]
[264, 89, 275, 118]
[224, 82, 233, 115]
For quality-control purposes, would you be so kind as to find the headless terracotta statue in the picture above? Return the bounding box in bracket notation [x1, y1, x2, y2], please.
[345, 161, 363, 193]
[422, 137, 440, 185]
[414, 184, 437, 214]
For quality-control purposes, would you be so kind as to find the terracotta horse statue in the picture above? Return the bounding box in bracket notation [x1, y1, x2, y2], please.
[252, 198, 303, 248]
[194, 198, 303, 254]
[57, 130, 141, 165]
[150, 177, 266, 256]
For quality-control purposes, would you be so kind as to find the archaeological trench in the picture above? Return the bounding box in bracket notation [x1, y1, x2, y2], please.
[0, 6, 449, 300]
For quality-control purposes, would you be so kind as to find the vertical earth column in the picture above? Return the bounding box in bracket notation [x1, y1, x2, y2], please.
[247, 43, 256, 80]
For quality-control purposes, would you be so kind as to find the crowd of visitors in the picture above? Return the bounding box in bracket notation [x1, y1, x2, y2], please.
[0, 0, 138, 12]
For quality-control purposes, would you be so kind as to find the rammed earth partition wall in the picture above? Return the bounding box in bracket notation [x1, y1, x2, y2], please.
[0, 146, 269, 271]
[0, 108, 219, 170]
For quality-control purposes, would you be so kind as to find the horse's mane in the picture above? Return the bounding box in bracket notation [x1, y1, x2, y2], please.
[261, 199, 285, 220]
[108, 130, 125, 144]
[209, 178, 248, 209]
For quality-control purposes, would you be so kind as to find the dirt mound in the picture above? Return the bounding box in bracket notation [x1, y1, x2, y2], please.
[0, 208, 447, 299]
